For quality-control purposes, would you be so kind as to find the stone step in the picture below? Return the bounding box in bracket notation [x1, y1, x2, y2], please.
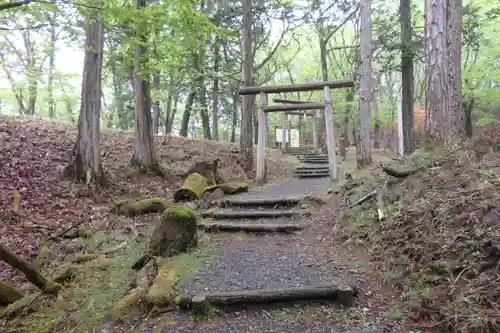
[202, 209, 308, 219]
[219, 197, 305, 209]
[293, 172, 330, 178]
[295, 166, 329, 171]
[301, 159, 328, 164]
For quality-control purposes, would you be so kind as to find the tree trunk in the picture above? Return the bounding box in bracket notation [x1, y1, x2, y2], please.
[241, 0, 254, 169]
[164, 77, 175, 134]
[400, 0, 414, 154]
[131, 0, 156, 169]
[166, 93, 178, 135]
[231, 89, 238, 143]
[152, 72, 161, 135]
[424, 0, 447, 139]
[27, 67, 38, 116]
[464, 99, 474, 138]
[372, 71, 381, 149]
[67, 6, 106, 185]
[179, 89, 196, 137]
[47, 22, 56, 118]
[357, 0, 373, 167]
[318, 35, 328, 150]
[0, 243, 60, 294]
[212, 41, 220, 141]
[445, 0, 464, 140]
[199, 84, 212, 140]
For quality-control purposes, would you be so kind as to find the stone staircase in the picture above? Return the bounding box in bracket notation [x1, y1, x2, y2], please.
[291, 149, 332, 179]
[200, 196, 310, 233]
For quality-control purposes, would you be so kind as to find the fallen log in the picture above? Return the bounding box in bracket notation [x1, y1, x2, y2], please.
[347, 190, 376, 208]
[174, 173, 217, 202]
[110, 197, 168, 217]
[0, 280, 24, 305]
[177, 284, 356, 314]
[0, 243, 60, 294]
[382, 166, 417, 179]
[198, 222, 305, 233]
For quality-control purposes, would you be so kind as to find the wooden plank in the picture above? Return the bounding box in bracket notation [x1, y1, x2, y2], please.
[272, 98, 321, 104]
[285, 111, 316, 116]
[323, 86, 337, 182]
[177, 284, 355, 309]
[239, 79, 354, 96]
[263, 102, 325, 113]
[281, 113, 287, 153]
[256, 92, 267, 184]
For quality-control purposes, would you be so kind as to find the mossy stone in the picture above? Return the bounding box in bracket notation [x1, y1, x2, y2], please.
[148, 206, 198, 258]
[162, 206, 197, 225]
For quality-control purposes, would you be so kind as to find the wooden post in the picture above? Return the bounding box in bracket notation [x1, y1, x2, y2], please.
[397, 100, 404, 156]
[281, 113, 287, 152]
[257, 92, 268, 184]
[312, 111, 318, 151]
[323, 86, 337, 182]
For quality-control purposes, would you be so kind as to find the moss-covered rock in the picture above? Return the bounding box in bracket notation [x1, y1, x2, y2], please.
[110, 287, 147, 317]
[110, 197, 168, 217]
[52, 264, 79, 283]
[148, 206, 198, 259]
[218, 182, 249, 195]
[146, 262, 178, 306]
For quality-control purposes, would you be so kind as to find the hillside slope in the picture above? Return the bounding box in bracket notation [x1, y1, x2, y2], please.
[0, 116, 294, 287]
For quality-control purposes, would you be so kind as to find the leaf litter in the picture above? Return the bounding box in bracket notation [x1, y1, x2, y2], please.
[0, 116, 294, 290]
[334, 136, 500, 332]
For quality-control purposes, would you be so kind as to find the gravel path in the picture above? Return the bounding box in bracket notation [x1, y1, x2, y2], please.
[239, 177, 330, 200]
[118, 179, 387, 333]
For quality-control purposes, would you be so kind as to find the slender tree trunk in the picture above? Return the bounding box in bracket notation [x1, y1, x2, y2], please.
[152, 72, 161, 134]
[166, 93, 178, 134]
[27, 66, 38, 116]
[179, 89, 196, 137]
[164, 77, 174, 134]
[357, 0, 373, 167]
[66, 6, 106, 185]
[47, 23, 56, 118]
[193, 53, 211, 140]
[199, 84, 211, 139]
[241, 0, 254, 169]
[400, 0, 414, 154]
[131, 0, 156, 169]
[318, 35, 328, 151]
[464, 99, 474, 137]
[212, 41, 220, 140]
[231, 89, 238, 143]
[372, 71, 381, 149]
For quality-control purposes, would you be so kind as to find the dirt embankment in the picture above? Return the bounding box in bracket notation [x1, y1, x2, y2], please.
[334, 138, 500, 332]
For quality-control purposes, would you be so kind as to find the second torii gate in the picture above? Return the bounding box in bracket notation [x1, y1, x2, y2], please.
[239, 79, 354, 184]
[273, 97, 320, 153]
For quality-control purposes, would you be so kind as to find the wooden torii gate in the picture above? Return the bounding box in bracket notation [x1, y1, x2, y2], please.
[239, 79, 354, 184]
[273, 97, 319, 152]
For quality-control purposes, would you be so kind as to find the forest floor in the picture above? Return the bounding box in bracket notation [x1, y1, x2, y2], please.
[2, 115, 500, 333]
[0, 115, 296, 288]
